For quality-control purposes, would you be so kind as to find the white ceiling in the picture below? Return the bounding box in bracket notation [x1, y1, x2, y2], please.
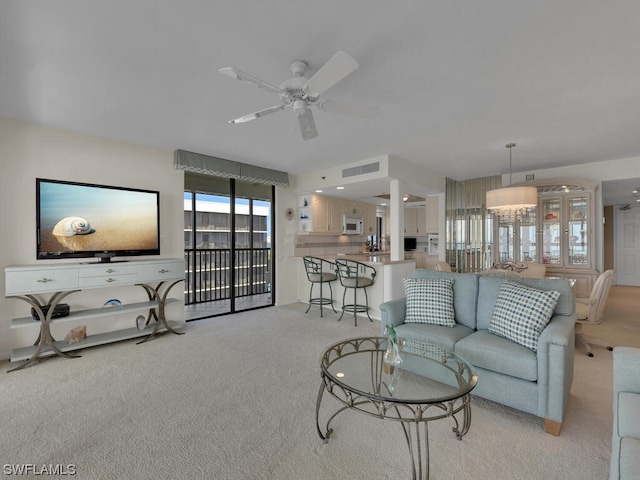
[1, 1, 639, 204]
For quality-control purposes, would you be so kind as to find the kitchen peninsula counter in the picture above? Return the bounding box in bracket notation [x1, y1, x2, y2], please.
[316, 253, 412, 265]
[295, 254, 415, 320]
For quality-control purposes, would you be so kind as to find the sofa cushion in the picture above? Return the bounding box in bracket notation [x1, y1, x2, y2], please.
[620, 437, 640, 479]
[477, 276, 575, 330]
[395, 323, 474, 352]
[413, 270, 479, 329]
[488, 281, 560, 351]
[455, 330, 538, 381]
[404, 278, 455, 327]
[619, 392, 640, 439]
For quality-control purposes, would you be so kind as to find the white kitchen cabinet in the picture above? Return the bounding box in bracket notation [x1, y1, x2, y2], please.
[299, 194, 377, 235]
[313, 195, 343, 234]
[404, 207, 427, 235]
[425, 196, 439, 233]
[364, 203, 377, 234]
[342, 200, 364, 216]
[299, 194, 343, 234]
[384, 207, 390, 237]
[404, 251, 426, 268]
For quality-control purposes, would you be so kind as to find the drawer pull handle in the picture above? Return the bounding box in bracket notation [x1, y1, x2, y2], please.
[106, 278, 116, 283]
[106, 269, 116, 273]
[159, 269, 169, 274]
[37, 278, 52, 283]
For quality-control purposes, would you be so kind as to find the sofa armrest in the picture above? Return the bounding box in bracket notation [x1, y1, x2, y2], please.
[536, 314, 576, 424]
[611, 347, 640, 479]
[614, 347, 640, 395]
[379, 298, 407, 335]
[538, 314, 575, 347]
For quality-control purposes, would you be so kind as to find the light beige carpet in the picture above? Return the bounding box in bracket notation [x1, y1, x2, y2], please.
[1, 286, 638, 480]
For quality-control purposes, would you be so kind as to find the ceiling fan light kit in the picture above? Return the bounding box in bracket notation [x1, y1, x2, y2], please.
[219, 51, 378, 140]
[486, 143, 538, 222]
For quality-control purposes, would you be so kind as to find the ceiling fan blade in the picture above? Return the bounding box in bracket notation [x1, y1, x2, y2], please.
[304, 51, 359, 97]
[219, 67, 284, 96]
[297, 108, 318, 141]
[317, 99, 379, 119]
[228, 104, 286, 124]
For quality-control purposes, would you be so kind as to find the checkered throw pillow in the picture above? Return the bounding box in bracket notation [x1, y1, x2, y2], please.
[488, 281, 561, 351]
[404, 278, 456, 327]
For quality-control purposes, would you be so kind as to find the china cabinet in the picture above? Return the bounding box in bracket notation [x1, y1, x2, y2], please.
[493, 179, 598, 293]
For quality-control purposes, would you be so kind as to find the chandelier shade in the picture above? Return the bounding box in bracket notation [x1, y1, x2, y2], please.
[486, 185, 538, 222]
[486, 143, 537, 222]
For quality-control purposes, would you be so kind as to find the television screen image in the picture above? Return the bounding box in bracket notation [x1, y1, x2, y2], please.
[37, 178, 160, 260]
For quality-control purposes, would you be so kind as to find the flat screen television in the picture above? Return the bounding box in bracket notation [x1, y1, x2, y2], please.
[36, 178, 160, 262]
[404, 237, 417, 251]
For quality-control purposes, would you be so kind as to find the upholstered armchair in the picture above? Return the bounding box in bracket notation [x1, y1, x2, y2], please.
[575, 269, 615, 357]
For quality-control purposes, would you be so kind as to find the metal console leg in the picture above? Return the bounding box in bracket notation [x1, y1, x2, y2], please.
[136, 279, 185, 344]
[7, 290, 81, 373]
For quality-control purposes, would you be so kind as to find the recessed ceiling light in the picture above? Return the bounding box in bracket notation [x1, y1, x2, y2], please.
[336, 186, 345, 190]
[315, 189, 323, 193]
[380, 202, 387, 206]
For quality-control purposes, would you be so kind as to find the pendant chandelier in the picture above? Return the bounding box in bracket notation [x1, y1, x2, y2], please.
[486, 143, 538, 222]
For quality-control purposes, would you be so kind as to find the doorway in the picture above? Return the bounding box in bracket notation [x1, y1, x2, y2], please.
[615, 206, 640, 286]
[183, 175, 274, 320]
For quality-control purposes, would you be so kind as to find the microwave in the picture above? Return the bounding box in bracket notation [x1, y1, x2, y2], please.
[343, 215, 363, 235]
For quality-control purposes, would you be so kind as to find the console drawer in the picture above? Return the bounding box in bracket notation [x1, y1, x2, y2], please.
[79, 264, 138, 277]
[138, 261, 184, 282]
[6, 269, 79, 295]
[79, 273, 139, 288]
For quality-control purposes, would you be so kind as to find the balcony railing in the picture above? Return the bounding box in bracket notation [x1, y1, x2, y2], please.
[184, 248, 271, 305]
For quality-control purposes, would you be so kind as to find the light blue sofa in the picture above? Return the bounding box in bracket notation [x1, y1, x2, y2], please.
[611, 347, 640, 479]
[380, 269, 576, 435]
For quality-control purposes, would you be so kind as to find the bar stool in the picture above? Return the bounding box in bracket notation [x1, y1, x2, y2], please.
[335, 258, 376, 326]
[302, 256, 338, 317]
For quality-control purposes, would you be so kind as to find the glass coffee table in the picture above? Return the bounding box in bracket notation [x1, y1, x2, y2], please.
[316, 337, 477, 480]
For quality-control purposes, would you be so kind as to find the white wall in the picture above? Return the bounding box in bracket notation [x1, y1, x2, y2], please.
[509, 156, 640, 184]
[273, 181, 299, 306]
[0, 118, 185, 359]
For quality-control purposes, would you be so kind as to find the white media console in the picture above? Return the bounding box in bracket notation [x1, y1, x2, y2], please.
[4, 258, 185, 372]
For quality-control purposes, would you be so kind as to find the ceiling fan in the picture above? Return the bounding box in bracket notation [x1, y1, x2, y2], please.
[219, 51, 378, 141]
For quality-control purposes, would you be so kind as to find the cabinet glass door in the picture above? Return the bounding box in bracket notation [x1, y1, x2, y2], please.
[541, 197, 562, 266]
[497, 220, 514, 262]
[567, 196, 589, 267]
[519, 218, 537, 262]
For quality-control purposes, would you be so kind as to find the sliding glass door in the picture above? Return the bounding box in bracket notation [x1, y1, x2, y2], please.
[233, 182, 272, 311]
[184, 174, 274, 320]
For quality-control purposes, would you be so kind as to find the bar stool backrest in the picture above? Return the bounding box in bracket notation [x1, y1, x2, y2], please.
[303, 256, 337, 283]
[335, 258, 376, 288]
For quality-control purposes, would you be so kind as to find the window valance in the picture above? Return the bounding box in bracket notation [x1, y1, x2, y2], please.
[174, 149, 289, 187]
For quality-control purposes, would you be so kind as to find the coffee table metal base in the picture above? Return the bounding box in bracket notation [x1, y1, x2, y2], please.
[315, 338, 474, 480]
